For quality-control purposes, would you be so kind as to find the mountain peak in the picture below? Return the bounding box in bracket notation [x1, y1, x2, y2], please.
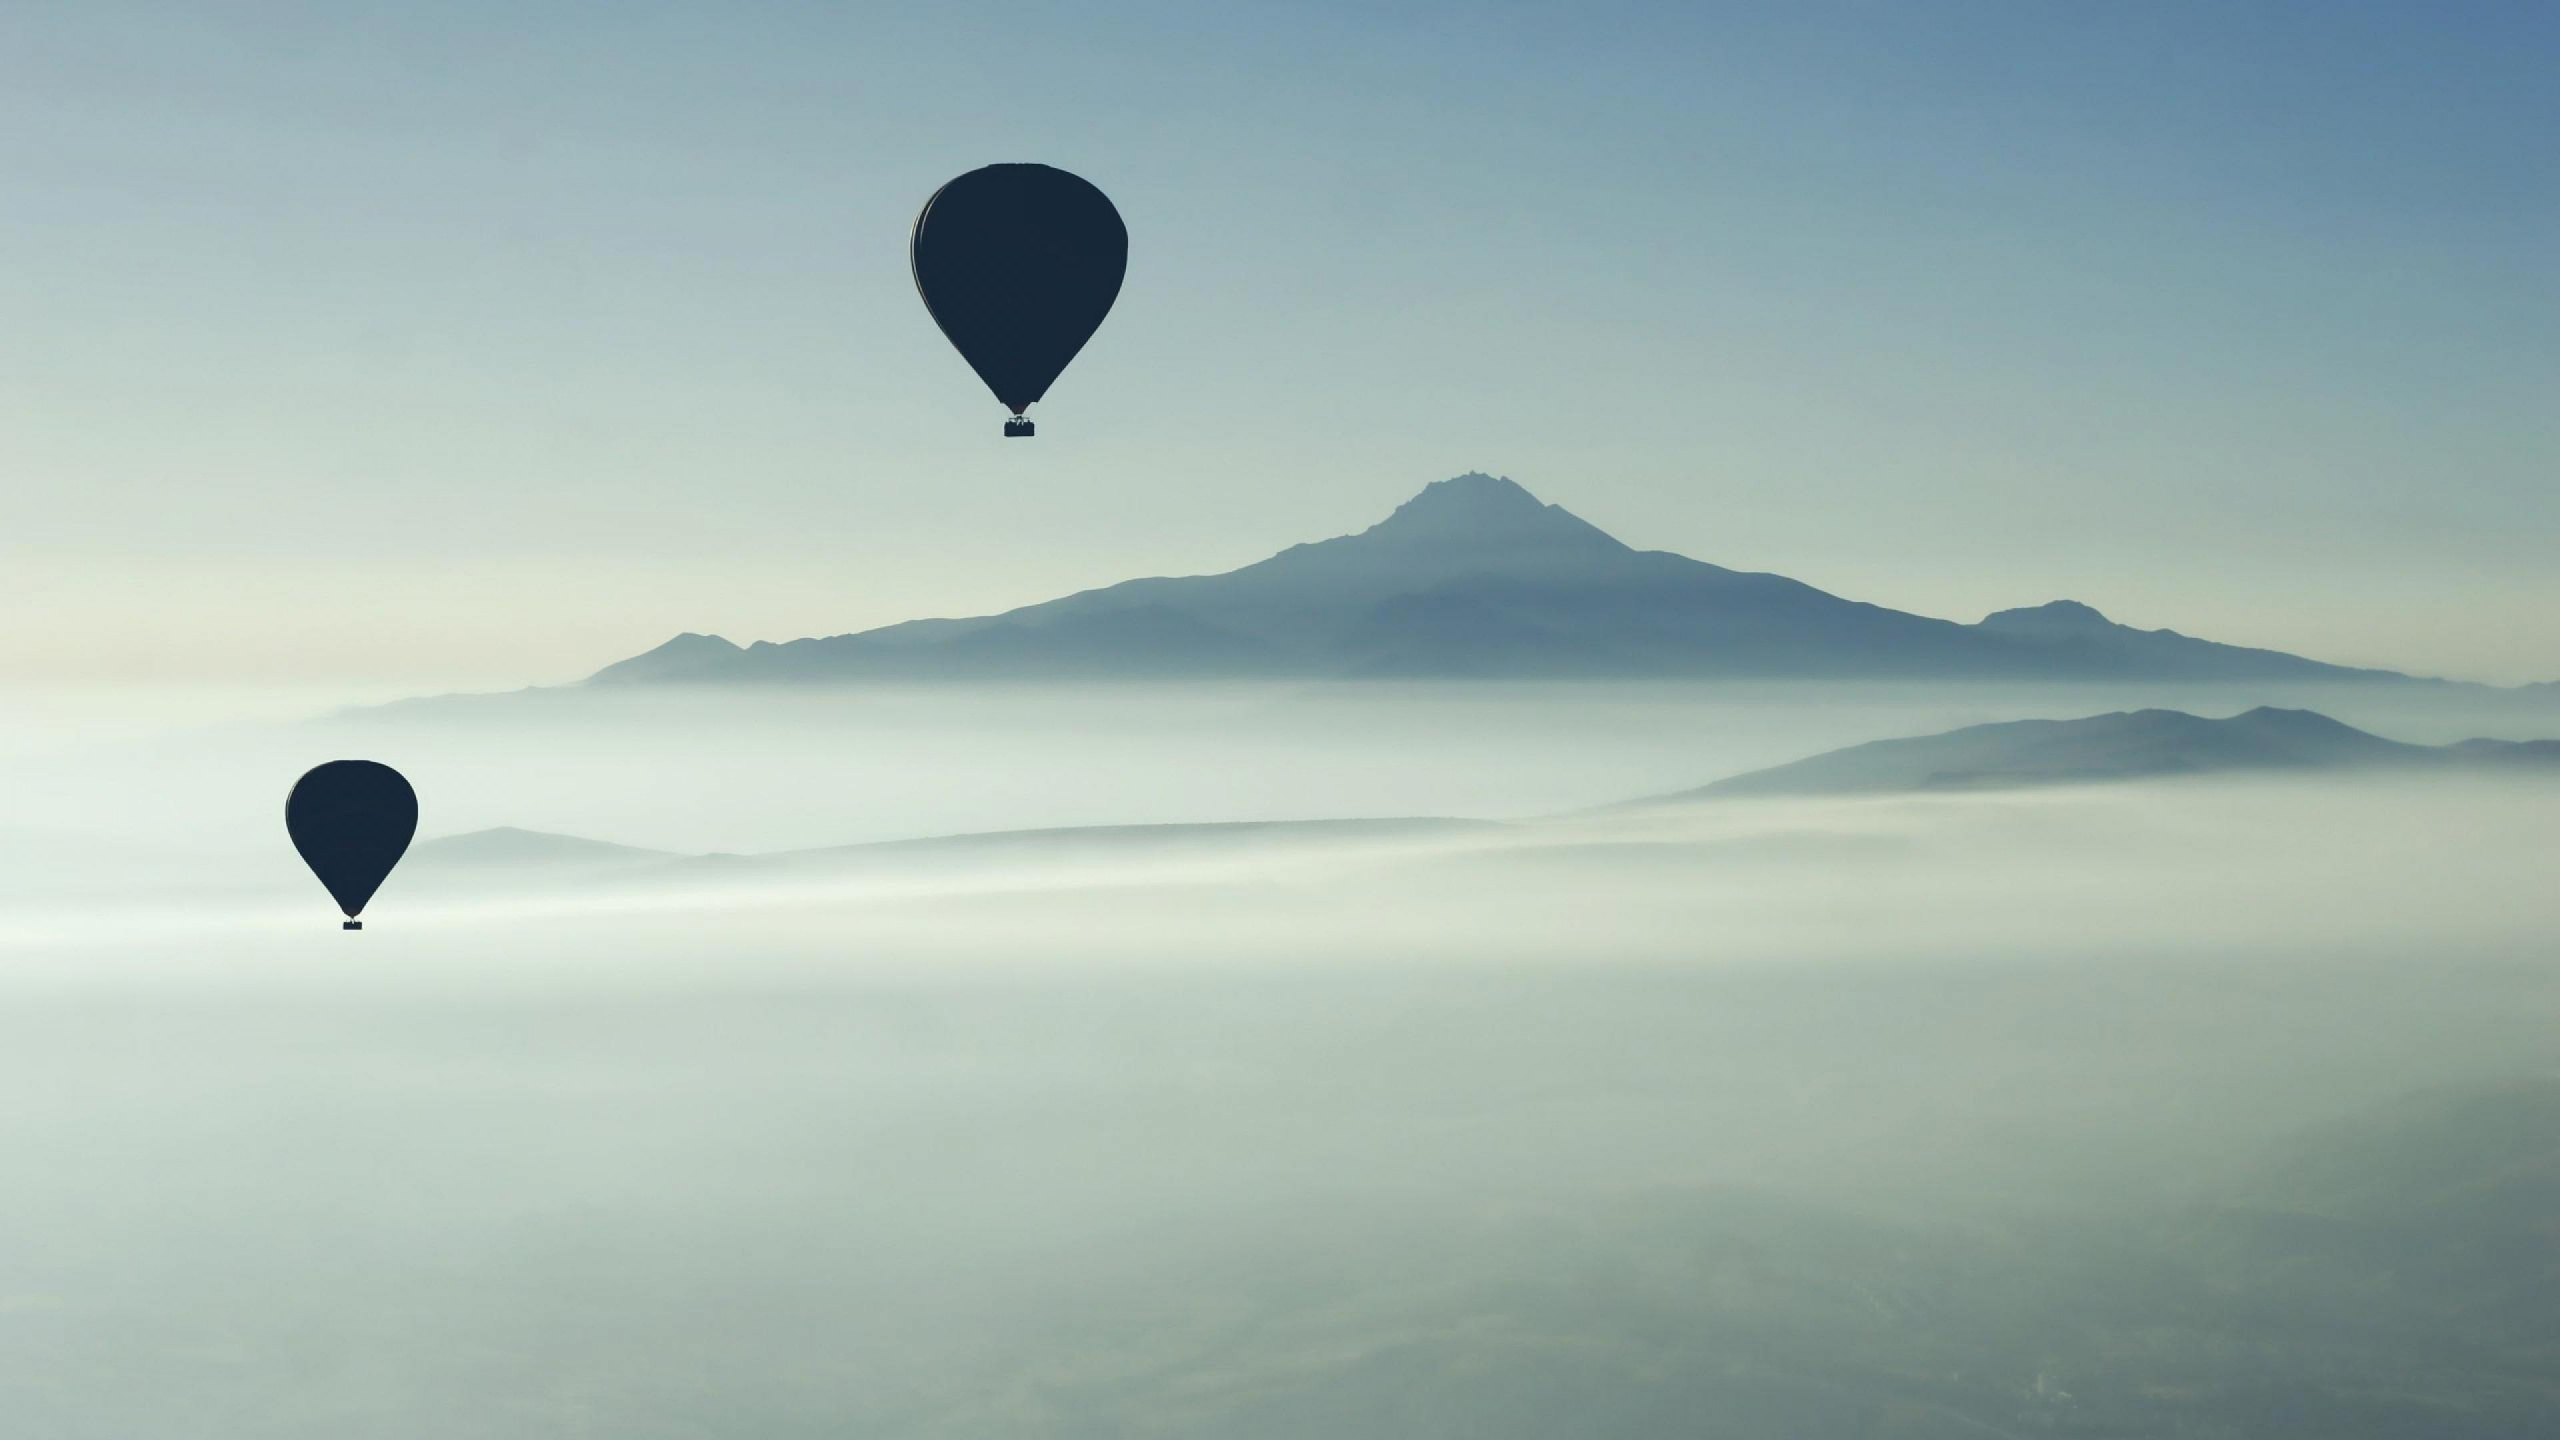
[2229, 706, 2363, 736]
[1353, 473, 1627, 554]
[589, 631, 744, 684]
[1413, 470, 1540, 505]
[1977, 599, 2115, 631]
[651, 632, 742, 655]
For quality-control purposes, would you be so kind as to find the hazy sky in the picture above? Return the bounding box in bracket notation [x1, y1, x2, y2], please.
[4, 1, 2554, 686]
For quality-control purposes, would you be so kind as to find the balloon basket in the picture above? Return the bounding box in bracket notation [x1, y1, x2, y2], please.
[343, 920, 363, 931]
[1004, 417, 1035, 438]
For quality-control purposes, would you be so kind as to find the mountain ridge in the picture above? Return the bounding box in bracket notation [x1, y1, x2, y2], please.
[588, 474, 2459, 687]
[1642, 706, 2560, 802]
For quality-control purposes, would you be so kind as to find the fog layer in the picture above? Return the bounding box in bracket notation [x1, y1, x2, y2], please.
[1, 682, 2554, 1436]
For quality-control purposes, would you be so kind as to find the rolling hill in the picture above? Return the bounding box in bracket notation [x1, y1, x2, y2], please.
[403, 816, 1498, 892]
[1650, 707, 2560, 800]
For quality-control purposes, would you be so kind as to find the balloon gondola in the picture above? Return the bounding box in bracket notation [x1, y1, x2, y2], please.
[911, 164, 1126, 436]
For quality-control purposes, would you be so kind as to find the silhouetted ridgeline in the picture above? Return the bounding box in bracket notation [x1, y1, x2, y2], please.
[587, 474, 2451, 687]
[1646, 706, 2560, 801]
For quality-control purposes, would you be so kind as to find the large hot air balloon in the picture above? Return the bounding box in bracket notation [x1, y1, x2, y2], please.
[286, 760, 417, 930]
[911, 164, 1127, 437]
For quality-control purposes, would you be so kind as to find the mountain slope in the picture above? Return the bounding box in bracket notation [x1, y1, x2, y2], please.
[1651, 707, 2560, 801]
[1973, 599, 2405, 682]
[588, 473, 2437, 686]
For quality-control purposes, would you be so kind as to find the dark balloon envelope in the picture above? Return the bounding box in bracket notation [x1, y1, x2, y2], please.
[285, 760, 417, 930]
[911, 164, 1127, 435]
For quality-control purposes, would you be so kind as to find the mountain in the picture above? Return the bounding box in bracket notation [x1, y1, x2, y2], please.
[588, 474, 2438, 686]
[1649, 707, 2560, 800]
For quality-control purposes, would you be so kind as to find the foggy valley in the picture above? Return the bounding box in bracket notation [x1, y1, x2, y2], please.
[2, 681, 2554, 1436]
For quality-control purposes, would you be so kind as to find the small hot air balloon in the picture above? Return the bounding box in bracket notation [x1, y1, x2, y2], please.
[286, 760, 417, 930]
[911, 164, 1127, 437]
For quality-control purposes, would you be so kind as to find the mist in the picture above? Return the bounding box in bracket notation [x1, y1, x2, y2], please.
[3, 680, 2555, 1435]
[9, 674, 2557, 851]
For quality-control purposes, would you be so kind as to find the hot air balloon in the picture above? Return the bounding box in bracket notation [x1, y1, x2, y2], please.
[286, 760, 417, 930]
[911, 164, 1127, 437]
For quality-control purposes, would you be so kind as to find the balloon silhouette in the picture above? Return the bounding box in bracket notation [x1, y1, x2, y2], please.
[285, 760, 417, 930]
[911, 164, 1126, 436]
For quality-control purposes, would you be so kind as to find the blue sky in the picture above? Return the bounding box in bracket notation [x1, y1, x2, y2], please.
[3, 1, 2554, 683]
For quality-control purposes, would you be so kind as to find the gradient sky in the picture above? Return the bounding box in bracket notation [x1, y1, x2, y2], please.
[4, 1, 2554, 686]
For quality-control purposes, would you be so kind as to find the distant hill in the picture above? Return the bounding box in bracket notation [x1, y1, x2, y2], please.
[405, 817, 1497, 889]
[754, 816, 1495, 865]
[1649, 707, 2560, 800]
[587, 473, 2446, 687]
[409, 826, 676, 869]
